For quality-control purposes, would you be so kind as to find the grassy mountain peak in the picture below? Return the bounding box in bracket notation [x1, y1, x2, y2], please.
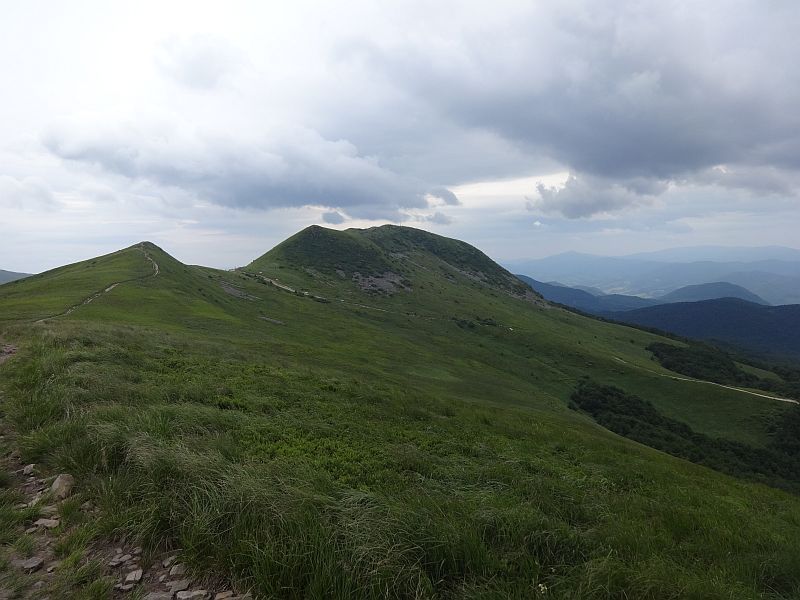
[249, 224, 536, 299]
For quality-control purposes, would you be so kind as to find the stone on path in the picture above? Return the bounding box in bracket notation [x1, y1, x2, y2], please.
[33, 518, 59, 529]
[14, 557, 44, 572]
[169, 579, 192, 593]
[125, 568, 143, 583]
[176, 591, 209, 600]
[50, 474, 75, 500]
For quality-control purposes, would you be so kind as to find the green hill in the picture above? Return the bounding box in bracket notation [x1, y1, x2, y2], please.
[1, 226, 799, 598]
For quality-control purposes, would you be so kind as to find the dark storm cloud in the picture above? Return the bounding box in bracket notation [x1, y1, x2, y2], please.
[43, 122, 430, 221]
[342, 1, 800, 217]
[428, 187, 461, 206]
[37, 1, 800, 223]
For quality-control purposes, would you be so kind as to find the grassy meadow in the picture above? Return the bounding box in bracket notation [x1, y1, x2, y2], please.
[0, 229, 799, 598]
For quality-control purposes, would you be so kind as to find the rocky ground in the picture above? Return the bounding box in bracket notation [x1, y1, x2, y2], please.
[0, 436, 251, 599]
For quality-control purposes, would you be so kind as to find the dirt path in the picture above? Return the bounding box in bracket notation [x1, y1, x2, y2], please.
[612, 356, 799, 405]
[35, 244, 159, 324]
[0, 344, 17, 365]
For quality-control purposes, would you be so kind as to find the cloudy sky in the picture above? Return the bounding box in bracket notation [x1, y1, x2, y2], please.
[2, 1, 799, 273]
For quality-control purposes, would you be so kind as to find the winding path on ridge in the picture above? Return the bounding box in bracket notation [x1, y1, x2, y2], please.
[35, 244, 160, 324]
[612, 356, 799, 405]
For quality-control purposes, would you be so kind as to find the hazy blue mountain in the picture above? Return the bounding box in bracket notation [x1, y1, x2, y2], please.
[625, 246, 800, 263]
[659, 282, 769, 305]
[517, 275, 658, 314]
[507, 250, 800, 305]
[0, 270, 30, 285]
[609, 298, 800, 360]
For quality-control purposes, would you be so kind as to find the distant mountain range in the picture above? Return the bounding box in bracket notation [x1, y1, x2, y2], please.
[0, 270, 30, 285]
[507, 245, 800, 305]
[517, 276, 768, 313]
[517, 274, 797, 359]
[608, 298, 800, 360]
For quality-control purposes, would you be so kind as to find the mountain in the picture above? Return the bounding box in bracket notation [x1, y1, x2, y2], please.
[250, 224, 536, 299]
[1, 226, 800, 598]
[609, 298, 800, 359]
[509, 251, 800, 304]
[516, 274, 658, 313]
[625, 245, 800, 263]
[658, 282, 769, 305]
[518, 276, 769, 314]
[0, 269, 30, 285]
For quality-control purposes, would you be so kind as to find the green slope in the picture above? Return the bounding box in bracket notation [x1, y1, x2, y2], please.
[0, 227, 799, 598]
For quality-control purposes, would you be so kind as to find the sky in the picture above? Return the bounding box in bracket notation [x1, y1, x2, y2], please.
[1, 0, 799, 273]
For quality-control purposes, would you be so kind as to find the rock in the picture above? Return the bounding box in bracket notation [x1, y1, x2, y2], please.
[115, 583, 135, 591]
[144, 594, 173, 600]
[50, 474, 75, 500]
[125, 568, 143, 583]
[214, 593, 235, 599]
[14, 556, 44, 571]
[169, 579, 191, 593]
[46, 562, 59, 573]
[33, 518, 60, 529]
[118, 553, 132, 562]
[162, 555, 178, 568]
[169, 563, 186, 576]
[22, 464, 35, 475]
[133, 546, 142, 555]
[25, 527, 37, 534]
[176, 591, 209, 600]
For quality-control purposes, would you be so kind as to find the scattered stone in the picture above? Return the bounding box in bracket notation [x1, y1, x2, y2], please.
[162, 555, 178, 568]
[40, 505, 58, 516]
[169, 579, 191, 593]
[46, 562, 59, 573]
[115, 583, 135, 591]
[125, 568, 143, 583]
[22, 464, 35, 475]
[158, 574, 166, 582]
[215, 593, 235, 600]
[14, 503, 28, 510]
[118, 553, 132, 562]
[80, 501, 93, 511]
[50, 474, 75, 500]
[25, 526, 37, 534]
[144, 593, 172, 600]
[169, 563, 187, 576]
[176, 591, 209, 600]
[14, 557, 44, 572]
[33, 518, 59, 529]
[133, 546, 142, 555]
